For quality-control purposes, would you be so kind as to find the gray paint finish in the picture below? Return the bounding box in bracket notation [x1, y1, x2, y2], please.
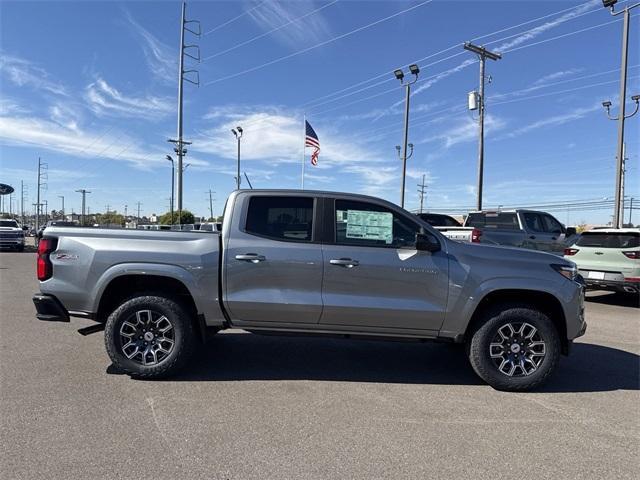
[38, 189, 585, 344]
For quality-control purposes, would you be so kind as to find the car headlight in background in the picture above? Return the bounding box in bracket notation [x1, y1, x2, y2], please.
[551, 263, 578, 281]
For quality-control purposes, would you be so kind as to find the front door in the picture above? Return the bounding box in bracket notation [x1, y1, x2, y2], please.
[224, 195, 323, 324]
[320, 198, 449, 332]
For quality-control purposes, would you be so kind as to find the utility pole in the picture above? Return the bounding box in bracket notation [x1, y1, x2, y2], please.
[393, 64, 420, 209]
[136, 201, 142, 223]
[464, 42, 501, 211]
[124, 204, 128, 219]
[58, 195, 65, 219]
[601, 0, 640, 228]
[168, 1, 200, 225]
[166, 155, 175, 223]
[35, 157, 48, 233]
[76, 189, 90, 226]
[43, 200, 48, 220]
[20, 181, 25, 226]
[630, 197, 634, 225]
[417, 174, 428, 214]
[207, 189, 215, 220]
[244, 172, 253, 189]
[620, 142, 627, 224]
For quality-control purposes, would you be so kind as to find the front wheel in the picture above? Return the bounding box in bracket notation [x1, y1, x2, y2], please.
[467, 306, 561, 391]
[104, 295, 196, 378]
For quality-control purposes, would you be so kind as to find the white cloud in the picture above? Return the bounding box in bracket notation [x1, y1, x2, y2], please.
[0, 115, 176, 170]
[194, 105, 383, 167]
[49, 102, 82, 132]
[123, 10, 177, 82]
[248, 0, 332, 48]
[495, 1, 598, 52]
[532, 69, 582, 86]
[0, 54, 67, 96]
[84, 77, 173, 120]
[500, 104, 600, 139]
[420, 114, 506, 148]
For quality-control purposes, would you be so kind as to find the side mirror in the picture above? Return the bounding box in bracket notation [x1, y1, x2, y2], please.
[415, 232, 440, 252]
[565, 227, 577, 236]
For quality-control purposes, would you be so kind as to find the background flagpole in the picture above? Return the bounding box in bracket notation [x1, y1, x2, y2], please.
[301, 113, 306, 190]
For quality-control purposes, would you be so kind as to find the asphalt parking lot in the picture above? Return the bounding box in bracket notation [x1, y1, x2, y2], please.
[1, 249, 638, 480]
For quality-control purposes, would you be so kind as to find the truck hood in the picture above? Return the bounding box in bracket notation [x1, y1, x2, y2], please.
[450, 239, 573, 267]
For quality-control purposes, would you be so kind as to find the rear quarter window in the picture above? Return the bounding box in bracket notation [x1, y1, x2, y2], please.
[576, 232, 639, 248]
[245, 196, 314, 242]
[466, 213, 519, 230]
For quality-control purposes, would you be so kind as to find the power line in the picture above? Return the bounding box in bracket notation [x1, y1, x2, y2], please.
[202, 0, 434, 86]
[300, 0, 604, 109]
[203, 0, 267, 36]
[202, 0, 340, 62]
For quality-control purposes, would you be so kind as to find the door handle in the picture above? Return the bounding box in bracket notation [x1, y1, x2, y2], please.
[330, 258, 359, 268]
[235, 253, 266, 263]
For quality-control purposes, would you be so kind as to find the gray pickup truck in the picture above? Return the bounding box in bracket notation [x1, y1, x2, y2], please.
[436, 210, 578, 254]
[33, 190, 586, 391]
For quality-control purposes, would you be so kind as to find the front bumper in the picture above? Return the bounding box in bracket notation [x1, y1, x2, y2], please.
[32, 293, 70, 322]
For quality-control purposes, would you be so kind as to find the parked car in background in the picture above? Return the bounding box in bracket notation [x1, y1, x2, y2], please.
[33, 189, 587, 391]
[459, 210, 577, 254]
[564, 228, 639, 295]
[0, 219, 26, 251]
[416, 213, 461, 227]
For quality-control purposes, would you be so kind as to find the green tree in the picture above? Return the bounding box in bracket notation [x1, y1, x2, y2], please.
[96, 212, 125, 226]
[159, 210, 195, 225]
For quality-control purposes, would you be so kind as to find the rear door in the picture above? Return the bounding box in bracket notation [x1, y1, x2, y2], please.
[319, 197, 448, 332]
[540, 213, 570, 254]
[223, 194, 323, 325]
[521, 212, 556, 251]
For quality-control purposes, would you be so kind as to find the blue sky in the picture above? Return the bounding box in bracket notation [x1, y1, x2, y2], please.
[1, 0, 638, 223]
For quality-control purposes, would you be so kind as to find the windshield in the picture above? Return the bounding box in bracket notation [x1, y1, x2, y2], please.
[576, 232, 639, 249]
[0, 220, 19, 228]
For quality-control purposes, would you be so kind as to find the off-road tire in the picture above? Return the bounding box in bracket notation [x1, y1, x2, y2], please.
[105, 295, 195, 379]
[467, 305, 561, 391]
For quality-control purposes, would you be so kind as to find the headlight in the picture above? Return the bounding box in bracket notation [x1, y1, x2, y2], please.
[551, 263, 578, 281]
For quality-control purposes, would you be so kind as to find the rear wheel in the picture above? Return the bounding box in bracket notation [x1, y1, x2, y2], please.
[467, 306, 560, 391]
[104, 295, 195, 378]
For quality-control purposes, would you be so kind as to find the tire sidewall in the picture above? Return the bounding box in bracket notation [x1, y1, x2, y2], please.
[105, 295, 193, 378]
[469, 307, 561, 391]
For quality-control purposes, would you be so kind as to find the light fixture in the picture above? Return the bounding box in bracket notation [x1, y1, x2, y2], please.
[408, 64, 420, 75]
[394, 69, 404, 81]
[632, 94, 640, 101]
[237, 126, 243, 134]
[602, 0, 617, 8]
[602, 101, 612, 108]
[231, 128, 237, 137]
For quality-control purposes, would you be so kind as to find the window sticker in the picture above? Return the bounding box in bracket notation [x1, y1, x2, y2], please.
[343, 209, 393, 244]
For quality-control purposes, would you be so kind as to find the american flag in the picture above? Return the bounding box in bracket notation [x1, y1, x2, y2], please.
[305, 120, 320, 166]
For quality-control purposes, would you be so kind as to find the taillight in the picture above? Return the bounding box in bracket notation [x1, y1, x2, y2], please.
[564, 248, 579, 256]
[623, 251, 640, 260]
[471, 228, 482, 243]
[37, 237, 57, 281]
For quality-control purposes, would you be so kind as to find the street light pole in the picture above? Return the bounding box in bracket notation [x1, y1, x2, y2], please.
[394, 64, 420, 209]
[58, 195, 64, 219]
[232, 126, 243, 189]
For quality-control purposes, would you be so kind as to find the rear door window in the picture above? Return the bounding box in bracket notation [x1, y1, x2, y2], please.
[522, 213, 545, 233]
[576, 232, 639, 248]
[245, 196, 314, 242]
[466, 212, 519, 230]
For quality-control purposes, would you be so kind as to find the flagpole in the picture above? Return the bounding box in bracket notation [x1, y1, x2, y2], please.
[301, 113, 306, 190]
